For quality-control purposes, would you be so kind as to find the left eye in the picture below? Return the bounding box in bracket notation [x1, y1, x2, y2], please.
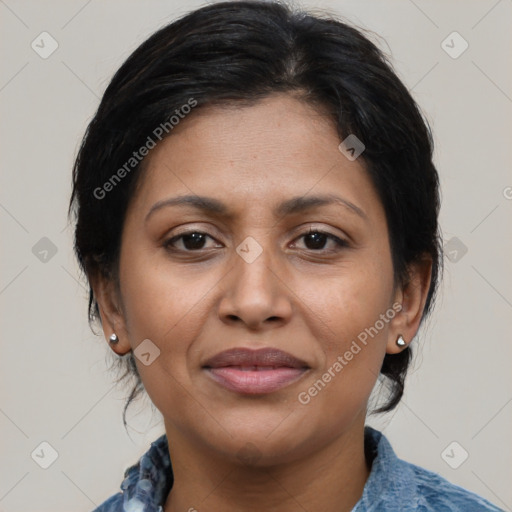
[163, 229, 348, 252]
[292, 229, 348, 252]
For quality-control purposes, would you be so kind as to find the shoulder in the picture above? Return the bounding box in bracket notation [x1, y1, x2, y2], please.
[89, 433, 172, 512]
[406, 461, 504, 511]
[356, 427, 504, 512]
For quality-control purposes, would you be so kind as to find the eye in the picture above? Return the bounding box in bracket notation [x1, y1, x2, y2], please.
[292, 228, 349, 252]
[163, 228, 349, 254]
[164, 231, 219, 252]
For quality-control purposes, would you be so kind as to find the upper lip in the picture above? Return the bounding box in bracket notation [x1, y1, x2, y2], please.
[203, 348, 309, 369]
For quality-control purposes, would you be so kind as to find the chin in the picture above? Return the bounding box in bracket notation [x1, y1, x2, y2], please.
[203, 417, 316, 467]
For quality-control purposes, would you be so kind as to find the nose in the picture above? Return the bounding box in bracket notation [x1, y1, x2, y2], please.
[217, 238, 293, 331]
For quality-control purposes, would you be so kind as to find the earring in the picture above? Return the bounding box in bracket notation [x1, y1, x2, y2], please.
[109, 333, 119, 344]
[396, 335, 406, 347]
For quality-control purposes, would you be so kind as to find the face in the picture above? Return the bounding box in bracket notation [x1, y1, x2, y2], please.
[97, 93, 427, 466]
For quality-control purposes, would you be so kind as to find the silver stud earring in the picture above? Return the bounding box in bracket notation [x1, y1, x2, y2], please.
[109, 333, 119, 344]
[396, 335, 406, 347]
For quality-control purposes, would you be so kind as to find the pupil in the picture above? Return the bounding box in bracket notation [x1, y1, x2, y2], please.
[183, 233, 205, 250]
[305, 232, 326, 250]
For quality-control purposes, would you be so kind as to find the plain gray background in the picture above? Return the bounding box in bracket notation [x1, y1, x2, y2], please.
[1, 0, 511, 510]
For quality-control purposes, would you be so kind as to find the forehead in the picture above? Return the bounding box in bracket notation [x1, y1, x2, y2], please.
[127, 93, 382, 223]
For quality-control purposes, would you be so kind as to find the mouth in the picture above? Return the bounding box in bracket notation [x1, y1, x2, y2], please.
[202, 347, 310, 395]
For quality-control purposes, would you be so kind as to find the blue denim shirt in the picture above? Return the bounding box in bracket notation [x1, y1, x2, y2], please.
[92, 427, 504, 511]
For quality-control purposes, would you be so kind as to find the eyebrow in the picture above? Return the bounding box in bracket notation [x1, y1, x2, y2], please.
[145, 193, 367, 223]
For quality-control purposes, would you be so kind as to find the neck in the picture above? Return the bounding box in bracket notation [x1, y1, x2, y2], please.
[163, 416, 370, 512]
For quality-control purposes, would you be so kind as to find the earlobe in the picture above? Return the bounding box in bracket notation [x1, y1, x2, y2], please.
[386, 256, 433, 355]
[90, 271, 132, 355]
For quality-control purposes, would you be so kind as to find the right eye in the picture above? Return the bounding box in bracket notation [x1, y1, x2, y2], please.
[163, 231, 221, 252]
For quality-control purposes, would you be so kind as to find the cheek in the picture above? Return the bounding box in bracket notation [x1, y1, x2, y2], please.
[296, 295, 390, 428]
[119, 241, 208, 339]
[117, 246, 212, 390]
[294, 254, 393, 408]
[297, 253, 393, 347]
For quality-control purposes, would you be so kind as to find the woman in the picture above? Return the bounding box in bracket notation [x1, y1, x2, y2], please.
[69, 1, 503, 510]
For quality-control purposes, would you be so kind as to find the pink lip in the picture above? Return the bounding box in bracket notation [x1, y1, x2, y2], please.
[203, 348, 310, 394]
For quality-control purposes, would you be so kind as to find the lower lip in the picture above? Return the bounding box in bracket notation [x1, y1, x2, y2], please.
[205, 367, 308, 394]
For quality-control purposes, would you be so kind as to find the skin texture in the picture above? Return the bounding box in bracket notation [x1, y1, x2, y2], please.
[92, 93, 432, 512]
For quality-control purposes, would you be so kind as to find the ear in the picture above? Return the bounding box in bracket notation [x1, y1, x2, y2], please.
[386, 255, 433, 355]
[90, 270, 131, 356]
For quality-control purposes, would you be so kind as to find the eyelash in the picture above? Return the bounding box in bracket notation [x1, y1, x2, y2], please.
[163, 228, 349, 254]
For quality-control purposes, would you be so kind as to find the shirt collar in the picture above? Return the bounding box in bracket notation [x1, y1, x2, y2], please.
[119, 426, 420, 511]
[352, 427, 422, 511]
[120, 433, 173, 512]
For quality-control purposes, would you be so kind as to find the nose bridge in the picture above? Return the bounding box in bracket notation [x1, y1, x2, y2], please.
[233, 231, 279, 295]
[217, 230, 292, 327]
